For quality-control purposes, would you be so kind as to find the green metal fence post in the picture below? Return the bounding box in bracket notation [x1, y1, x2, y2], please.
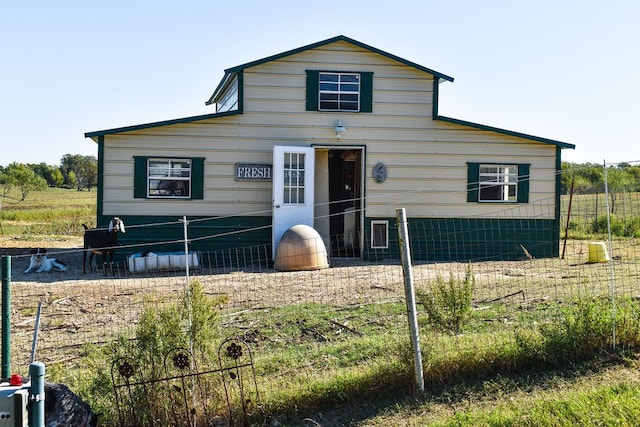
[29, 361, 45, 427]
[1, 255, 10, 379]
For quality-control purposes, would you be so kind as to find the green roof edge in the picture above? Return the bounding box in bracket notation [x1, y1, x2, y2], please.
[84, 110, 240, 139]
[435, 115, 575, 149]
[206, 35, 454, 105]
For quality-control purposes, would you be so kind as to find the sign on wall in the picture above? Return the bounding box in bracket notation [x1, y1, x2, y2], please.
[235, 163, 273, 181]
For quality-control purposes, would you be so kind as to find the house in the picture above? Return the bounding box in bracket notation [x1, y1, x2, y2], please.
[85, 35, 574, 263]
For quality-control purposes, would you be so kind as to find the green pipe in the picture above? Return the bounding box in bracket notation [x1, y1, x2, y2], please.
[29, 362, 45, 427]
[1, 255, 10, 379]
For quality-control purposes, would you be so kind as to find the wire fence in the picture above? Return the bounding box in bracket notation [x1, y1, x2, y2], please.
[3, 169, 640, 420]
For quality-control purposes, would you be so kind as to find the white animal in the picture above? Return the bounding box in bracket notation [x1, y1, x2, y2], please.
[24, 248, 68, 273]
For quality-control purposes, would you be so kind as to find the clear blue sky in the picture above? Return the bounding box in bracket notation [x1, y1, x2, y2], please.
[2, 1, 638, 167]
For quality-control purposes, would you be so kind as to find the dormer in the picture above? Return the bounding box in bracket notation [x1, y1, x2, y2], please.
[205, 35, 454, 116]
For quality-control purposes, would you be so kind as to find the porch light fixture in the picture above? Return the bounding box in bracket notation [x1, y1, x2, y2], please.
[334, 120, 347, 139]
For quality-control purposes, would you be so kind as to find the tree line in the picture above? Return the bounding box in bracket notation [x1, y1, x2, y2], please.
[1, 157, 639, 207]
[562, 161, 640, 215]
[0, 154, 97, 202]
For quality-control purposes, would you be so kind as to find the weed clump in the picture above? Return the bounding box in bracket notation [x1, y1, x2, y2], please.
[417, 265, 475, 333]
[82, 280, 227, 426]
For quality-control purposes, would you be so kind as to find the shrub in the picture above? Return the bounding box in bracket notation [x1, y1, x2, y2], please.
[417, 265, 475, 333]
[591, 214, 640, 237]
[84, 280, 227, 426]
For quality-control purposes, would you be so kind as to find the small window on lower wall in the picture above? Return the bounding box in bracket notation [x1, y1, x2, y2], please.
[371, 220, 389, 249]
[467, 162, 530, 203]
[148, 159, 191, 198]
[134, 156, 205, 200]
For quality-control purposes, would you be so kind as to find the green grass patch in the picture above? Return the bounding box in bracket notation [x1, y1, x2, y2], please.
[48, 294, 640, 426]
[0, 187, 95, 236]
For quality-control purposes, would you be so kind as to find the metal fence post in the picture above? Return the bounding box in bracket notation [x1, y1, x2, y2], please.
[1, 255, 10, 379]
[396, 208, 425, 396]
[29, 361, 45, 427]
[603, 161, 617, 349]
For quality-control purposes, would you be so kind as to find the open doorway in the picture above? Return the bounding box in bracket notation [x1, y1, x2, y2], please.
[328, 148, 363, 257]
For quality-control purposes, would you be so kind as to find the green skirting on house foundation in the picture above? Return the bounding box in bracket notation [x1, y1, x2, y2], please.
[363, 217, 560, 262]
[101, 215, 559, 264]
[100, 215, 272, 262]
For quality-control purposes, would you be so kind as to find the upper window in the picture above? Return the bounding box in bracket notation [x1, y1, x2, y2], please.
[306, 70, 373, 113]
[319, 72, 360, 111]
[134, 156, 205, 200]
[467, 162, 530, 203]
[216, 75, 239, 113]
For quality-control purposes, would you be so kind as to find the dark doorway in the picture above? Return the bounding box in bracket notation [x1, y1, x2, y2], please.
[328, 149, 362, 257]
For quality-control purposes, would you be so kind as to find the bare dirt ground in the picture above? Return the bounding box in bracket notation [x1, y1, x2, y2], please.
[0, 235, 410, 368]
[2, 234, 635, 371]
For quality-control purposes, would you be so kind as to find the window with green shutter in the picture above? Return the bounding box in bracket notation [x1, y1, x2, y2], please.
[467, 162, 530, 203]
[306, 70, 373, 112]
[134, 156, 204, 200]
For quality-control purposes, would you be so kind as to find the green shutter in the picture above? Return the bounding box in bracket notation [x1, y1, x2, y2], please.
[133, 156, 147, 198]
[191, 157, 205, 200]
[306, 70, 319, 111]
[517, 163, 530, 203]
[360, 72, 373, 113]
[467, 162, 480, 202]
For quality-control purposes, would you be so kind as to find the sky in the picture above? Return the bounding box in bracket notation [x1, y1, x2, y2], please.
[2, 1, 638, 167]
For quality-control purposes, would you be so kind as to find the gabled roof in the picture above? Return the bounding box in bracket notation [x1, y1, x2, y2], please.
[205, 34, 455, 106]
[435, 115, 575, 149]
[84, 110, 239, 140]
[85, 35, 574, 150]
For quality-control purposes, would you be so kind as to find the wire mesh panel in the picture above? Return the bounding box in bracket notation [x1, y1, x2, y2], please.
[4, 176, 640, 424]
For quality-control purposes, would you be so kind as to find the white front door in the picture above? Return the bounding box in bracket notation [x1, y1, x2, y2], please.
[272, 146, 315, 258]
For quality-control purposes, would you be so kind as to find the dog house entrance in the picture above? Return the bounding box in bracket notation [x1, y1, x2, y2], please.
[328, 148, 362, 257]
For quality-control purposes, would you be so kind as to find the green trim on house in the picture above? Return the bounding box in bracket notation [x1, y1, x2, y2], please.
[98, 214, 273, 262]
[206, 72, 235, 106]
[363, 217, 559, 262]
[305, 70, 319, 111]
[466, 162, 530, 203]
[306, 70, 374, 112]
[99, 213, 560, 266]
[466, 162, 480, 202]
[190, 158, 205, 200]
[555, 146, 562, 247]
[517, 164, 530, 203]
[133, 156, 205, 200]
[432, 78, 439, 118]
[237, 71, 244, 113]
[208, 35, 454, 105]
[84, 110, 241, 139]
[133, 156, 147, 198]
[360, 72, 374, 113]
[96, 136, 104, 224]
[435, 115, 575, 149]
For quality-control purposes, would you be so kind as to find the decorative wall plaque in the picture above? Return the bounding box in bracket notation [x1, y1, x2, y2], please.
[372, 162, 387, 183]
[235, 163, 272, 181]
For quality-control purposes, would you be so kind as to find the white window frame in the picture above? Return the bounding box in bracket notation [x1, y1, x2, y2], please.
[147, 158, 192, 199]
[478, 164, 518, 202]
[282, 152, 307, 204]
[216, 75, 239, 113]
[370, 220, 389, 249]
[319, 72, 360, 112]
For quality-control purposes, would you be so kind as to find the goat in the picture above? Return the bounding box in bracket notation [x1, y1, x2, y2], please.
[82, 217, 125, 275]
